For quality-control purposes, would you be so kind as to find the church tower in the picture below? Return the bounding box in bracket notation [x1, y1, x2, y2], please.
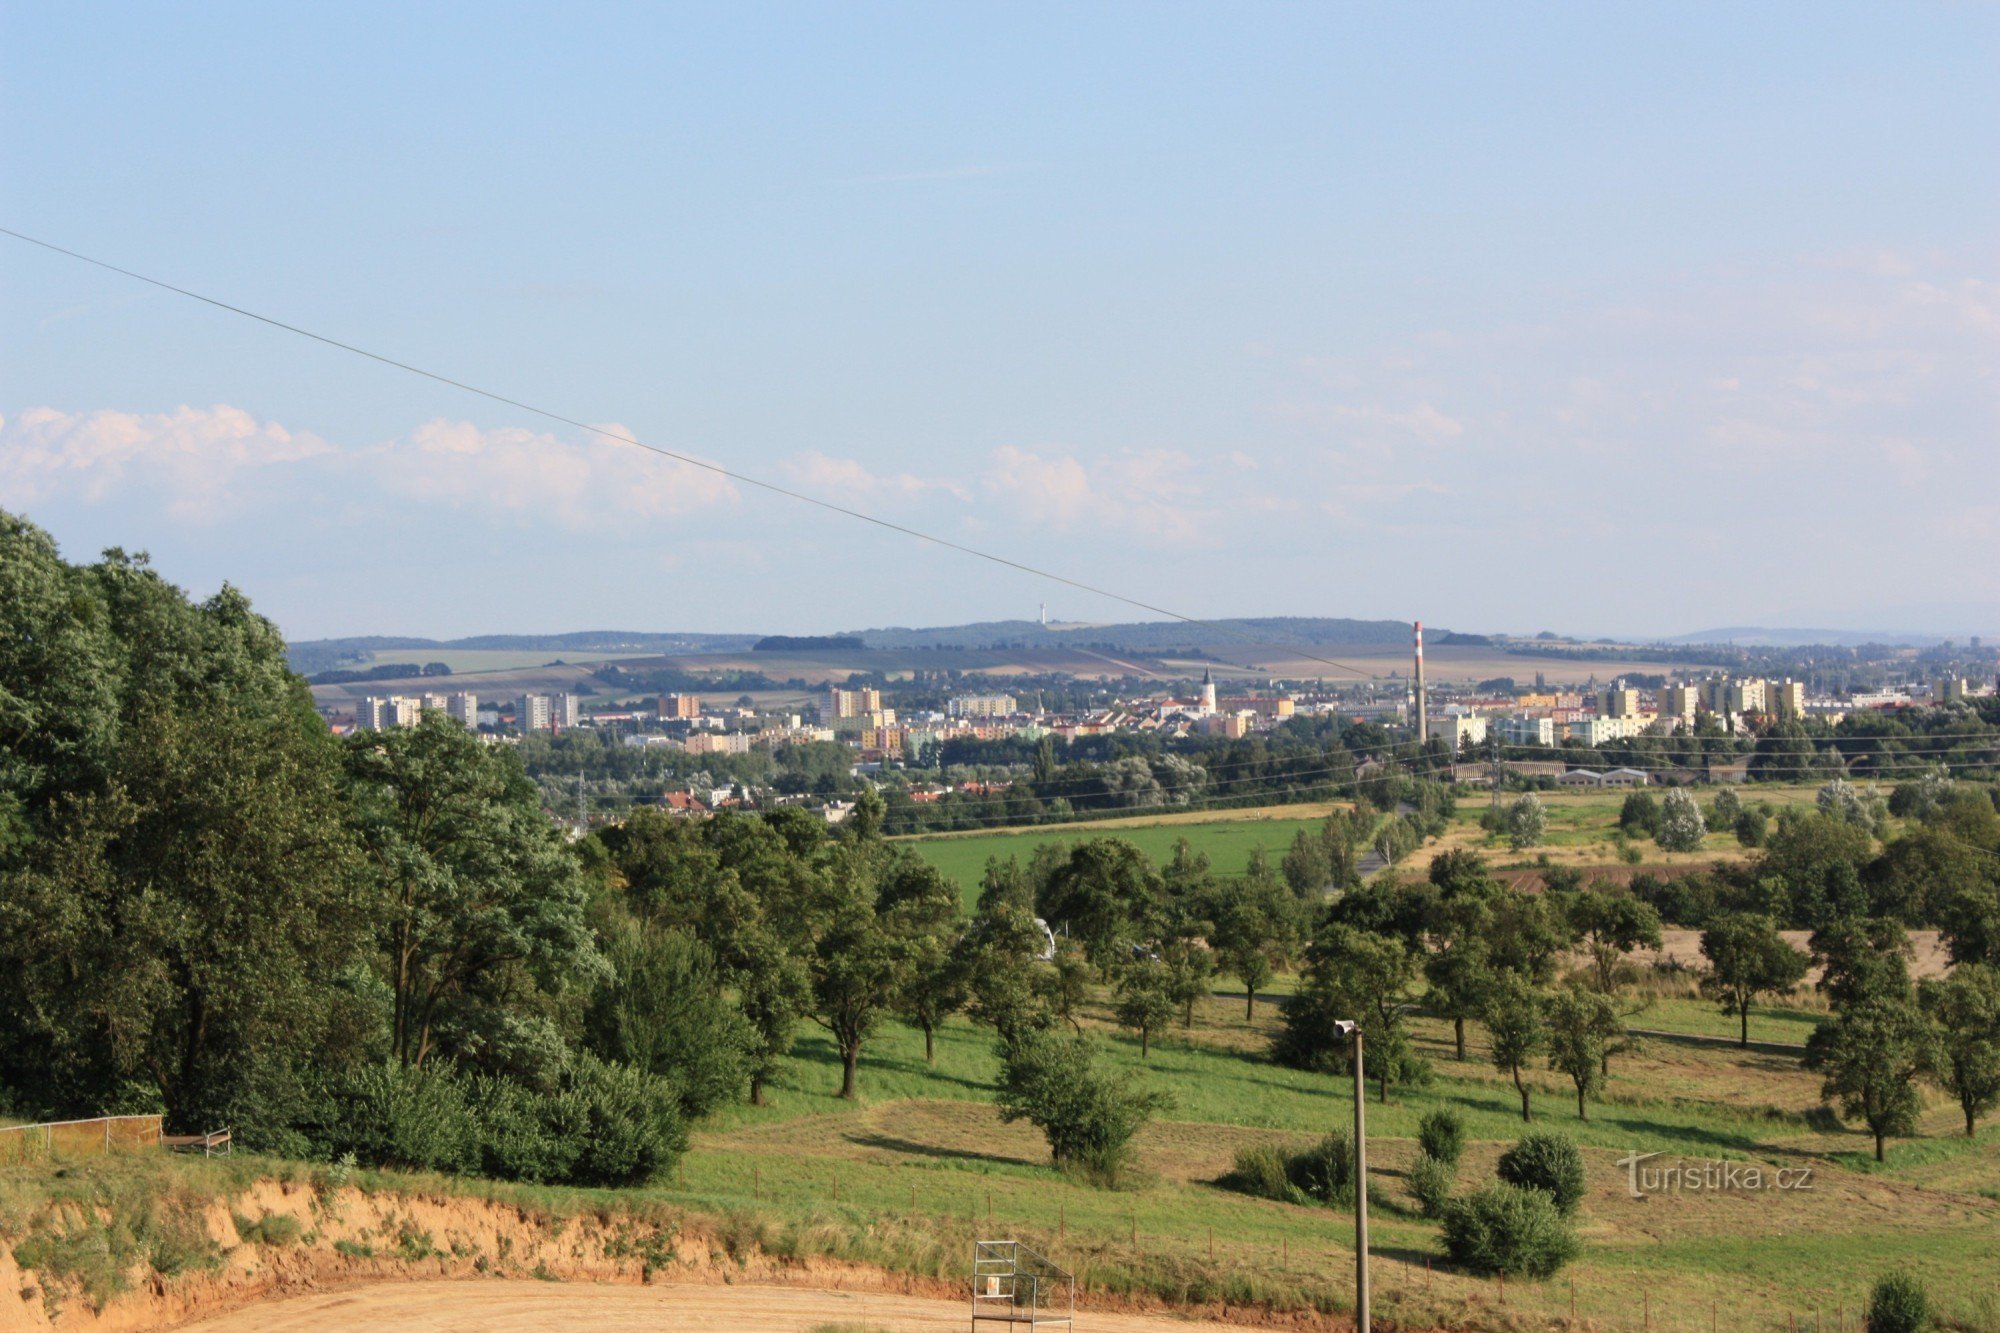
[1200, 668, 1217, 717]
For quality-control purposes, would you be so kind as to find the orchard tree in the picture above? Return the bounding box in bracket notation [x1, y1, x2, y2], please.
[1485, 973, 1548, 1121]
[1568, 889, 1663, 993]
[1113, 959, 1176, 1059]
[1810, 917, 1913, 1008]
[1919, 964, 2000, 1137]
[1656, 789, 1708, 853]
[1544, 986, 1618, 1120]
[1699, 913, 1810, 1047]
[1805, 998, 1936, 1162]
[1209, 857, 1302, 1020]
[1037, 839, 1161, 971]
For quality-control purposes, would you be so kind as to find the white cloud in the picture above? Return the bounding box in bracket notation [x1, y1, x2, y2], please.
[362, 418, 739, 528]
[780, 451, 968, 504]
[0, 404, 332, 520]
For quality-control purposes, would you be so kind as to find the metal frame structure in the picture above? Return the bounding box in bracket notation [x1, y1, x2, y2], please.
[972, 1240, 1074, 1330]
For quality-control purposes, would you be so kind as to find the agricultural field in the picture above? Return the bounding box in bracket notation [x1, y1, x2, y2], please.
[901, 805, 1346, 908]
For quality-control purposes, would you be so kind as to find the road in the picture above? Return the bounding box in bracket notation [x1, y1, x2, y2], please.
[174, 1278, 1280, 1332]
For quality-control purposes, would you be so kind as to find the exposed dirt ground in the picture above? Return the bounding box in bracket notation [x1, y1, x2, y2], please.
[173, 1277, 1277, 1331]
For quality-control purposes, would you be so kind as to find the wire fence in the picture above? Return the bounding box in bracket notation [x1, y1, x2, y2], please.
[0, 1114, 163, 1166]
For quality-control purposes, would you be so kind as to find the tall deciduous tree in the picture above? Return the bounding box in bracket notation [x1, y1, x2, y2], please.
[344, 711, 600, 1069]
[1919, 964, 2000, 1138]
[0, 529, 369, 1130]
[1485, 973, 1548, 1122]
[1544, 986, 1618, 1120]
[1805, 997, 1936, 1162]
[1699, 913, 1810, 1047]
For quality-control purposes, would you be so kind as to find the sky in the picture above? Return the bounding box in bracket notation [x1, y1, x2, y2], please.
[2, 2, 1995, 643]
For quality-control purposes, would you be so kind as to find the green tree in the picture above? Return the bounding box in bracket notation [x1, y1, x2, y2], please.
[994, 1030, 1169, 1185]
[1919, 963, 2000, 1137]
[1209, 858, 1302, 1020]
[1699, 913, 1810, 1047]
[1809, 917, 1912, 1008]
[1543, 986, 1617, 1120]
[1655, 789, 1707, 853]
[1507, 794, 1547, 850]
[344, 711, 600, 1069]
[1113, 959, 1177, 1059]
[1567, 889, 1662, 993]
[0, 540, 372, 1130]
[584, 921, 753, 1119]
[1036, 839, 1162, 971]
[1485, 973, 1548, 1121]
[958, 901, 1057, 1043]
[1160, 934, 1215, 1029]
[1618, 790, 1661, 836]
[1805, 997, 1936, 1162]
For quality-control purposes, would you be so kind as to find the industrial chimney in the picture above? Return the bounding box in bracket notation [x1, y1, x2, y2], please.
[1414, 621, 1429, 746]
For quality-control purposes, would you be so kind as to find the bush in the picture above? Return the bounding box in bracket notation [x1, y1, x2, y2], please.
[1619, 791, 1661, 835]
[305, 1056, 684, 1188]
[1439, 1183, 1580, 1277]
[316, 1062, 480, 1174]
[1228, 1144, 1293, 1202]
[469, 1073, 583, 1184]
[1417, 1108, 1465, 1166]
[1496, 1131, 1587, 1215]
[1866, 1272, 1932, 1333]
[1735, 808, 1768, 848]
[995, 1031, 1170, 1186]
[563, 1054, 689, 1187]
[1285, 1131, 1356, 1208]
[1408, 1152, 1457, 1218]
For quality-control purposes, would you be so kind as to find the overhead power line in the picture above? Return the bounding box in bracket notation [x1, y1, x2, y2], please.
[0, 225, 1382, 679]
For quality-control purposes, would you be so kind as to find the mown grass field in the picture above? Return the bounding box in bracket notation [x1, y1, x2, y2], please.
[674, 964, 2000, 1332]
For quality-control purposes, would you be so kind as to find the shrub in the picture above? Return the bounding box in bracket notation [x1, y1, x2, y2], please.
[1735, 808, 1768, 848]
[1866, 1271, 1932, 1333]
[563, 1054, 689, 1187]
[1284, 1131, 1356, 1208]
[1619, 791, 1661, 836]
[1408, 1152, 1457, 1218]
[1417, 1108, 1465, 1166]
[1496, 1131, 1587, 1215]
[470, 1073, 583, 1184]
[995, 1031, 1170, 1186]
[1227, 1144, 1293, 1202]
[1439, 1183, 1580, 1277]
[315, 1061, 480, 1175]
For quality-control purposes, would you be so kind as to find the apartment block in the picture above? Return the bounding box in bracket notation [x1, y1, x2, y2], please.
[948, 694, 1018, 719]
[825, 686, 884, 719]
[519, 694, 553, 732]
[659, 693, 702, 720]
[446, 692, 479, 728]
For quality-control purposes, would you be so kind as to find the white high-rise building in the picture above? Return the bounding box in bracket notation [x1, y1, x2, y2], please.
[552, 693, 582, 728]
[519, 694, 553, 732]
[355, 696, 391, 730]
[446, 692, 478, 728]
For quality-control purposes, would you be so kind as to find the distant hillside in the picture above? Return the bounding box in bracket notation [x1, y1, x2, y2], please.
[1662, 626, 1952, 649]
[288, 630, 761, 675]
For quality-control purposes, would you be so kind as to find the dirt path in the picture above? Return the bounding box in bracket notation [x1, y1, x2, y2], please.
[174, 1278, 1278, 1332]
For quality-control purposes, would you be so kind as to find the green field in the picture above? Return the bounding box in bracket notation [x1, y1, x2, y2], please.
[901, 809, 1340, 908]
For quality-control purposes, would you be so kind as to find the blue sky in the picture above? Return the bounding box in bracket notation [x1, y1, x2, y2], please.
[3, 3, 1995, 641]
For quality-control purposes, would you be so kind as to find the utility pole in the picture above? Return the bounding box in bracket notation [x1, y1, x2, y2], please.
[1353, 1027, 1370, 1331]
[1490, 732, 1503, 814]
